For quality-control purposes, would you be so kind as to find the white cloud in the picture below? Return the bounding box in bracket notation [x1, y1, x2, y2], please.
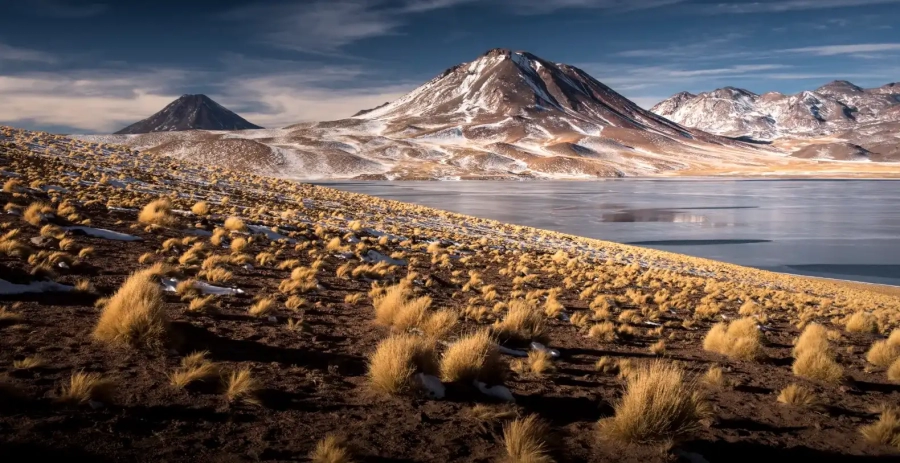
[666, 64, 789, 77]
[711, 0, 900, 13]
[509, 0, 684, 14]
[0, 63, 414, 133]
[0, 43, 57, 63]
[629, 96, 667, 109]
[781, 43, 900, 56]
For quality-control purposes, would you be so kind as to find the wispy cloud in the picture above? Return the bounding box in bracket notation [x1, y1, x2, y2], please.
[666, 64, 789, 77]
[711, 0, 900, 13]
[0, 43, 58, 63]
[781, 43, 900, 56]
[27, 0, 108, 18]
[509, 0, 685, 14]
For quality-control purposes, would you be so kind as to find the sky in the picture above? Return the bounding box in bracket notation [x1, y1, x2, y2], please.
[1, 0, 899, 133]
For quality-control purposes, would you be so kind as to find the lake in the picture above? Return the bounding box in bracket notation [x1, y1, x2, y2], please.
[319, 179, 900, 287]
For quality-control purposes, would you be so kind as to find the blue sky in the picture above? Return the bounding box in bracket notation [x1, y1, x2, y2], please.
[1, 0, 898, 133]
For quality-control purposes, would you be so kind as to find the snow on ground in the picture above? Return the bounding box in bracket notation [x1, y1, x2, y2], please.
[65, 226, 142, 241]
[0, 278, 73, 295]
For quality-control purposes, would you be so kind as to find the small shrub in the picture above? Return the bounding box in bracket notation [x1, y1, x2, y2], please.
[493, 300, 544, 342]
[93, 265, 169, 348]
[860, 406, 900, 449]
[191, 201, 210, 216]
[792, 323, 830, 358]
[793, 350, 843, 383]
[223, 216, 246, 232]
[368, 334, 437, 395]
[138, 198, 177, 227]
[845, 312, 877, 334]
[58, 371, 115, 404]
[439, 330, 504, 384]
[702, 318, 761, 361]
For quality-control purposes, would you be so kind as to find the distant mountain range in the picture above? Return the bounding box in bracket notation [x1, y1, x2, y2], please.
[115, 94, 262, 134]
[651, 81, 900, 161]
[73, 50, 900, 179]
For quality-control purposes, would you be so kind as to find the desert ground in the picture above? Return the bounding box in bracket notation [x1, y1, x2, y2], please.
[2, 125, 900, 462]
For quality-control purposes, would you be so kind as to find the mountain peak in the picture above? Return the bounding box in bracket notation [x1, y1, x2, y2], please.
[816, 80, 863, 93]
[115, 94, 262, 134]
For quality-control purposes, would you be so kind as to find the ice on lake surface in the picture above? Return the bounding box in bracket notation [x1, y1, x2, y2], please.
[321, 179, 900, 287]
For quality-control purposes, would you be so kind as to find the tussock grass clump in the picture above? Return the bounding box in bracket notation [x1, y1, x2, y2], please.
[421, 309, 458, 340]
[600, 361, 709, 443]
[23, 202, 51, 226]
[845, 311, 877, 333]
[702, 317, 761, 361]
[13, 356, 45, 370]
[588, 322, 616, 342]
[58, 371, 115, 405]
[792, 323, 830, 358]
[368, 334, 437, 395]
[493, 300, 545, 342]
[703, 366, 725, 388]
[310, 435, 354, 463]
[223, 216, 246, 232]
[224, 368, 260, 404]
[777, 384, 816, 406]
[440, 330, 504, 384]
[889, 358, 900, 383]
[866, 329, 900, 368]
[860, 407, 900, 449]
[169, 351, 219, 389]
[249, 298, 276, 318]
[93, 265, 169, 348]
[649, 340, 666, 356]
[512, 349, 555, 377]
[138, 198, 177, 227]
[502, 415, 553, 463]
[793, 350, 843, 383]
[372, 281, 432, 330]
[191, 201, 210, 216]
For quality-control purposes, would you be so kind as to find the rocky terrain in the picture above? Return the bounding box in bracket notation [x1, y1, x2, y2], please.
[3, 125, 900, 461]
[652, 81, 900, 161]
[115, 94, 263, 134]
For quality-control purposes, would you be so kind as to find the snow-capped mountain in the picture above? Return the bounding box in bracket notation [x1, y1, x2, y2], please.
[78, 49, 899, 179]
[115, 94, 262, 134]
[652, 81, 900, 140]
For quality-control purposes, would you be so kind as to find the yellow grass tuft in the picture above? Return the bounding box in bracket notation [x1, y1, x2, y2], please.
[23, 202, 50, 227]
[13, 355, 45, 370]
[860, 406, 900, 449]
[502, 415, 553, 463]
[367, 334, 437, 395]
[703, 365, 725, 388]
[191, 201, 210, 216]
[867, 339, 900, 368]
[702, 318, 761, 361]
[493, 300, 545, 342]
[512, 349, 555, 377]
[588, 322, 616, 342]
[421, 309, 458, 340]
[223, 216, 246, 232]
[793, 350, 843, 383]
[58, 371, 115, 404]
[169, 351, 219, 389]
[845, 311, 877, 333]
[230, 237, 249, 253]
[310, 435, 354, 463]
[439, 329, 504, 384]
[249, 298, 276, 318]
[777, 383, 816, 406]
[889, 358, 900, 383]
[649, 340, 666, 356]
[600, 361, 709, 443]
[93, 265, 169, 348]
[138, 198, 177, 227]
[792, 323, 830, 358]
[224, 368, 260, 404]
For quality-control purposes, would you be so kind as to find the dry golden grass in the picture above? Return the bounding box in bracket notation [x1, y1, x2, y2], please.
[0, 306, 23, 325]
[310, 435, 354, 463]
[777, 384, 816, 406]
[512, 349, 555, 377]
[13, 355, 45, 370]
[344, 293, 364, 304]
[793, 350, 843, 383]
[230, 237, 249, 253]
[793, 323, 830, 358]
[440, 329, 504, 384]
[845, 311, 877, 333]
[702, 318, 761, 361]
[285, 295, 306, 311]
[93, 265, 169, 348]
[249, 298, 276, 317]
[493, 300, 545, 342]
[367, 334, 437, 395]
[203, 267, 233, 283]
[187, 295, 216, 313]
[502, 415, 553, 463]
[649, 340, 666, 356]
[860, 406, 900, 449]
[191, 201, 210, 216]
[867, 339, 900, 369]
[58, 371, 115, 404]
[169, 351, 219, 389]
[588, 322, 616, 342]
[600, 361, 709, 443]
[224, 368, 260, 404]
[889, 358, 900, 383]
[421, 309, 458, 340]
[23, 202, 50, 226]
[703, 366, 725, 388]
[371, 281, 433, 331]
[138, 198, 177, 227]
[224, 216, 246, 232]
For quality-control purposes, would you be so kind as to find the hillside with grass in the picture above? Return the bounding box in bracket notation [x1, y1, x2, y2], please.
[2, 125, 900, 462]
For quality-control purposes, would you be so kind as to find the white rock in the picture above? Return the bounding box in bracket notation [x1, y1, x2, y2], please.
[416, 373, 445, 399]
[474, 381, 515, 402]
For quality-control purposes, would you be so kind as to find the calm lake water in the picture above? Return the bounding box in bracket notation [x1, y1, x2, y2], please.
[320, 179, 900, 286]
